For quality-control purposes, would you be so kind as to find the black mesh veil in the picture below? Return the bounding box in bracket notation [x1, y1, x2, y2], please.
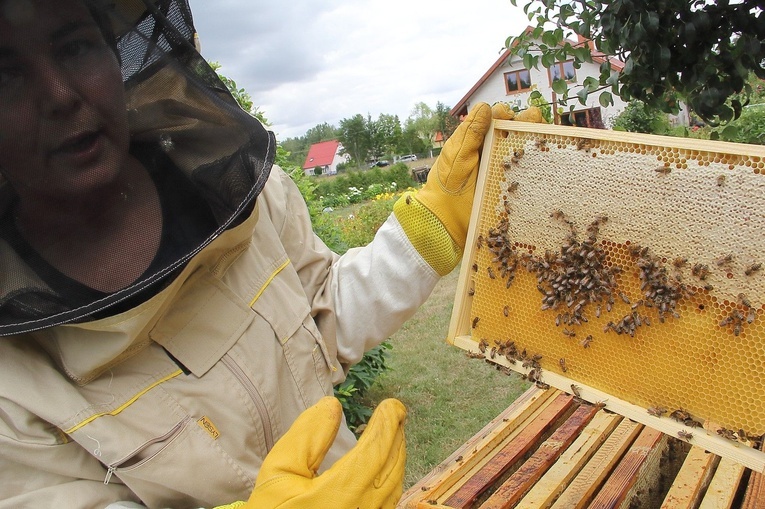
[0, 0, 275, 334]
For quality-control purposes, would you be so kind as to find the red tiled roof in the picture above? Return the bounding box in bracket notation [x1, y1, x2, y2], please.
[303, 140, 340, 169]
[450, 26, 624, 117]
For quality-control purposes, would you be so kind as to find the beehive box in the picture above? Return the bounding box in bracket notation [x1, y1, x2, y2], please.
[448, 120, 765, 472]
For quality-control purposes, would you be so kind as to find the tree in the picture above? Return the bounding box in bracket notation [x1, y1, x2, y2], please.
[507, 0, 764, 124]
[434, 101, 460, 140]
[338, 114, 372, 168]
[369, 114, 402, 161]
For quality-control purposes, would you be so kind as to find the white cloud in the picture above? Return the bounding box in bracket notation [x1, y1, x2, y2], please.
[188, 0, 527, 139]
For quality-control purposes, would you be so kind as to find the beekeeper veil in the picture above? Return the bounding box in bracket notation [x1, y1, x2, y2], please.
[0, 0, 275, 334]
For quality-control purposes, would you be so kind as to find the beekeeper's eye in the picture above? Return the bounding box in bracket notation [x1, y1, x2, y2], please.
[54, 27, 108, 64]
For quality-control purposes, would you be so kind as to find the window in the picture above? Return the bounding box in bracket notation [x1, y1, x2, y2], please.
[504, 69, 532, 94]
[558, 107, 604, 129]
[549, 61, 576, 84]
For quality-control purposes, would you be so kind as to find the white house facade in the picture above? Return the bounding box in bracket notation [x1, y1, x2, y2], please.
[451, 28, 690, 128]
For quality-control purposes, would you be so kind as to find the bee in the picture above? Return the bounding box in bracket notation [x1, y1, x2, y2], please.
[673, 257, 688, 268]
[715, 254, 733, 266]
[405, 195, 411, 205]
[745, 263, 762, 276]
[466, 351, 484, 359]
[619, 292, 631, 304]
[503, 305, 510, 317]
[550, 209, 566, 221]
[581, 335, 593, 348]
[534, 138, 547, 149]
[670, 408, 691, 422]
[716, 174, 726, 186]
[472, 316, 480, 329]
[468, 288, 475, 296]
[647, 406, 667, 417]
[510, 149, 525, 164]
[502, 156, 514, 169]
[476, 235, 484, 250]
[747, 307, 756, 324]
[455, 455, 464, 463]
[559, 358, 568, 372]
[487, 267, 496, 279]
[655, 166, 672, 174]
[677, 430, 694, 441]
[472, 263, 478, 272]
[691, 263, 709, 280]
[717, 428, 738, 441]
[490, 347, 497, 359]
[508, 181, 520, 193]
[576, 138, 592, 151]
[684, 418, 702, 428]
[570, 384, 582, 398]
[738, 293, 752, 308]
[563, 328, 576, 337]
[478, 338, 489, 353]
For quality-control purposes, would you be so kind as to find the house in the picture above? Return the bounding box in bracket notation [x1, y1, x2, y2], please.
[451, 27, 690, 128]
[302, 140, 348, 176]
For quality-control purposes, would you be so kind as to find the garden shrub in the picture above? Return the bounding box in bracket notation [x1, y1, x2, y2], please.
[611, 100, 670, 134]
[334, 341, 392, 433]
[335, 197, 397, 248]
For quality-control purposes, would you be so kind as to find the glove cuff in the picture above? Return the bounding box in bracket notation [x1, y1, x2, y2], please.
[394, 192, 461, 276]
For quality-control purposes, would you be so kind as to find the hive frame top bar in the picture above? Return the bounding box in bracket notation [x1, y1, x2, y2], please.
[448, 119, 765, 473]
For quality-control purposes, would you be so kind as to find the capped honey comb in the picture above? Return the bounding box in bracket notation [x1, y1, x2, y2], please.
[454, 120, 765, 436]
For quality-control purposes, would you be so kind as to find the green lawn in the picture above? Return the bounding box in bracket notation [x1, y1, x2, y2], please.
[365, 267, 529, 488]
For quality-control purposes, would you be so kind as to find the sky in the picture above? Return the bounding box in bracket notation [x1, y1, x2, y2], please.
[187, 1, 529, 140]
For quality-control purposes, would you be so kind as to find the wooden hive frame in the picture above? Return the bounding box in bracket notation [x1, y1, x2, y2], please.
[447, 119, 765, 474]
[398, 385, 765, 508]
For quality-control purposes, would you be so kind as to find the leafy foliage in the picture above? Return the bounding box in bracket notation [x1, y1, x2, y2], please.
[507, 0, 764, 124]
[334, 342, 393, 432]
[610, 101, 670, 134]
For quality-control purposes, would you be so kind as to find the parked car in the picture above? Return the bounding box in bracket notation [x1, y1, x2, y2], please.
[399, 154, 418, 163]
[375, 160, 390, 167]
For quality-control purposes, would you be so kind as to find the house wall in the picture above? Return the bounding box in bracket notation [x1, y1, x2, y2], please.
[468, 54, 630, 126]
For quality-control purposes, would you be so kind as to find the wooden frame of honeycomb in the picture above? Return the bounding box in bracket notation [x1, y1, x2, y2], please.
[448, 119, 765, 473]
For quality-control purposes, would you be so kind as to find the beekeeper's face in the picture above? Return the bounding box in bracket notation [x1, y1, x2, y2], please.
[0, 0, 129, 204]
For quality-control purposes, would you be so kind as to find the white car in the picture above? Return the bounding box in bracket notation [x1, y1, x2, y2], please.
[399, 154, 418, 163]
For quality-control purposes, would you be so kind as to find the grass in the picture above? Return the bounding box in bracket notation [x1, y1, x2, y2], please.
[364, 266, 529, 488]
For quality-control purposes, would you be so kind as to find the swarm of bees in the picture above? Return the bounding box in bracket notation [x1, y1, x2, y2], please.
[630, 245, 690, 326]
[526, 213, 620, 334]
[484, 218, 522, 289]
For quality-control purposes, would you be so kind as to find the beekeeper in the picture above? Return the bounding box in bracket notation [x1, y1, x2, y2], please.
[0, 0, 511, 507]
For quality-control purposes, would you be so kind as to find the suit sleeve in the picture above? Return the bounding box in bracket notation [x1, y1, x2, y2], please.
[268, 168, 440, 373]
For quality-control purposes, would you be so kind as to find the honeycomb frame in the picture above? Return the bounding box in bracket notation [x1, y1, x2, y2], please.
[449, 120, 765, 468]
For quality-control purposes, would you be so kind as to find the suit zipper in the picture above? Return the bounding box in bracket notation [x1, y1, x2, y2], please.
[222, 354, 275, 450]
[104, 416, 190, 484]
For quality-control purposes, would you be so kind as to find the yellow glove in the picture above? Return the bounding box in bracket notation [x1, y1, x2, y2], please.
[394, 102, 494, 275]
[237, 396, 406, 509]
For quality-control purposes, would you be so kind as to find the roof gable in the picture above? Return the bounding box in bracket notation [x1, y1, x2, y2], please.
[303, 140, 341, 168]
